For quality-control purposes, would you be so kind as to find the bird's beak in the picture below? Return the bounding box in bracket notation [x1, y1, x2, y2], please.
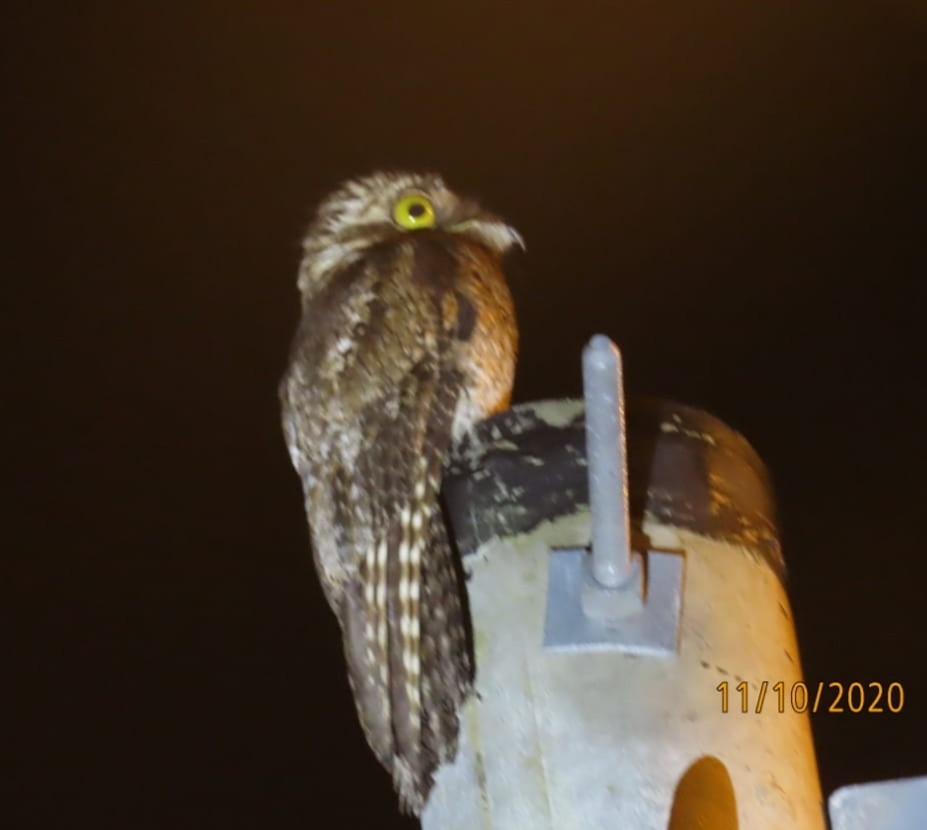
[448, 217, 525, 254]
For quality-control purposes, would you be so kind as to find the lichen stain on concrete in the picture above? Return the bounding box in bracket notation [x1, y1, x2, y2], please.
[524, 399, 584, 429]
[659, 415, 719, 446]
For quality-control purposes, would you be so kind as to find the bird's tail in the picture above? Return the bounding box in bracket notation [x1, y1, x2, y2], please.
[338, 433, 471, 813]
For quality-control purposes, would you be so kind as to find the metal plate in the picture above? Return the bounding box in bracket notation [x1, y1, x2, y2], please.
[543, 547, 685, 654]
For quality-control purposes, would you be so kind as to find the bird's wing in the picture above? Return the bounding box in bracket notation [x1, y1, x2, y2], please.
[340, 333, 472, 813]
[282, 237, 477, 813]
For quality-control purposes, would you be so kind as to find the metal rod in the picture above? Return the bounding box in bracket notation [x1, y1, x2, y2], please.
[582, 335, 634, 588]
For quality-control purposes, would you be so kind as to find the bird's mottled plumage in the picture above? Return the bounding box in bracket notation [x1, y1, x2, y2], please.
[280, 172, 519, 813]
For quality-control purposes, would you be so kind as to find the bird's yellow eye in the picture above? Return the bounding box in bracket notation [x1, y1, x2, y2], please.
[392, 194, 436, 230]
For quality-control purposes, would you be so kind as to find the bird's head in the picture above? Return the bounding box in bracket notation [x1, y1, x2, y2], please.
[298, 171, 523, 297]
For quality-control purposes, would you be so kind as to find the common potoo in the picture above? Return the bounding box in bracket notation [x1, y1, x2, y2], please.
[279, 172, 520, 813]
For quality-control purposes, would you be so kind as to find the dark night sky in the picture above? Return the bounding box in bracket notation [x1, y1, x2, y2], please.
[4, 2, 926, 827]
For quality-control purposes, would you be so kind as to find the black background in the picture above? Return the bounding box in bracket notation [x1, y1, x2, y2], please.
[5, 2, 925, 827]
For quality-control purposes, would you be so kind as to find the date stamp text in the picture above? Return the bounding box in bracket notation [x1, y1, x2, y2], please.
[716, 681, 905, 714]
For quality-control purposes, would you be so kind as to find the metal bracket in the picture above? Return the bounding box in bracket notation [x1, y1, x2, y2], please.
[829, 775, 927, 830]
[543, 335, 685, 654]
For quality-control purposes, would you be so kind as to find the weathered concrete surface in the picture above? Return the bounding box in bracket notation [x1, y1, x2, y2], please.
[423, 398, 823, 829]
[443, 397, 784, 577]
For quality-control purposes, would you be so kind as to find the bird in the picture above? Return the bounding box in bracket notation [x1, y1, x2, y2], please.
[279, 171, 521, 814]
